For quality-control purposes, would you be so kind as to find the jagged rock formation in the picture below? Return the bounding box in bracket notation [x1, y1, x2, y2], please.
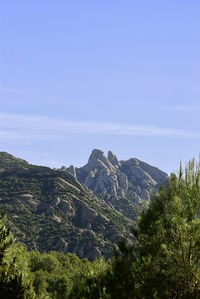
[66, 149, 168, 205]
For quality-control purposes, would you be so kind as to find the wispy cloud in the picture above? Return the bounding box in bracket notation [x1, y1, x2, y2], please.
[0, 112, 200, 143]
[164, 105, 200, 112]
[0, 86, 28, 94]
[0, 85, 48, 96]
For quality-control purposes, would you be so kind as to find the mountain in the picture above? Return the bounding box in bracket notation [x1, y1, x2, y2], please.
[0, 152, 134, 260]
[0, 150, 168, 260]
[65, 149, 168, 219]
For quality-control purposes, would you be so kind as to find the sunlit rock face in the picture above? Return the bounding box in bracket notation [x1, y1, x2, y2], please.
[66, 149, 168, 204]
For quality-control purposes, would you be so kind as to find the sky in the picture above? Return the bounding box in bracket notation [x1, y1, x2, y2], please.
[0, 0, 200, 174]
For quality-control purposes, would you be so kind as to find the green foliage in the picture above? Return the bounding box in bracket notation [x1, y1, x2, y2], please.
[0, 213, 35, 299]
[29, 251, 90, 298]
[103, 240, 138, 299]
[104, 159, 200, 298]
[0, 152, 29, 169]
[29, 250, 111, 299]
[135, 160, 200, 298]
[69, 257, 110, 299]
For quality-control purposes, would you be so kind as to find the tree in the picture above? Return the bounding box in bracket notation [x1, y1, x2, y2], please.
[135, 159, 200, 298]
[0, 213, 35, 298]
[104, 159, 200, 298]
[69, 257, 110, 299]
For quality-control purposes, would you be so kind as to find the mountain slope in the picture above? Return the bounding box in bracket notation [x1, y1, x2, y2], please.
[0, 152, 134, 260]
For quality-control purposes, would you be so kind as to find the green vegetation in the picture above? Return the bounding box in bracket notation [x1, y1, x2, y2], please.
[0, 212, 110, 298]
[134, 159, 200, 298]
[29, 251, 110, 299]
[0, 213, 35, 298]
[2, 153, 200, 298]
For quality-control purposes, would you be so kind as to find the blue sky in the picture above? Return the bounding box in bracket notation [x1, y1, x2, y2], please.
[0, 0, 200, 174]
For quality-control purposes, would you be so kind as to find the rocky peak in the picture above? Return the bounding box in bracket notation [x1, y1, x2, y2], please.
[88, 149, 105, 164]
[84, 149, 115, 172]
[63, 149, 168, 204]
[107, 151, 119, 167]
[71, 149, 168, 204]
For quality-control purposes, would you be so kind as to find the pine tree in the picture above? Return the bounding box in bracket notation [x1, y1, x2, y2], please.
[0, 213, 35, 299]
[136, 159, 200, 298]
[105, 159, 200, 298]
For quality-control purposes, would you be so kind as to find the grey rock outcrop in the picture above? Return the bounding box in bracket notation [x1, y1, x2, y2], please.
[108, 150, 119, 167]
[65, 149, 168, 205]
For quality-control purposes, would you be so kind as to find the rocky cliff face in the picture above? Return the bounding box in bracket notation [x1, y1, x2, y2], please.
[67, 149, 168, 205]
